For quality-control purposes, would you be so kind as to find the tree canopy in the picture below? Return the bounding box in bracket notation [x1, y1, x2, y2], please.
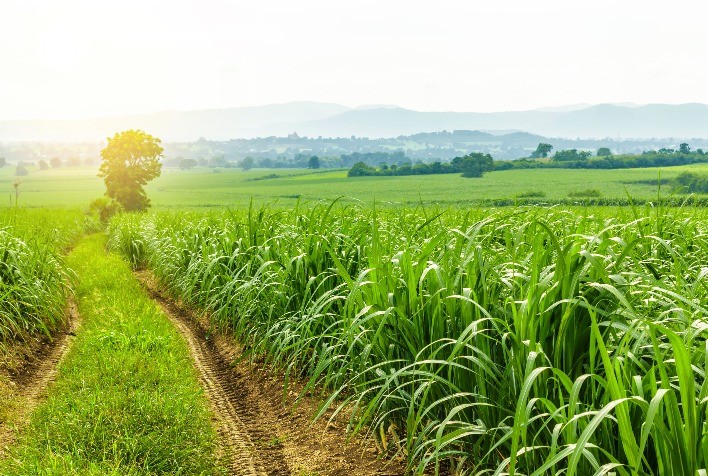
[98, 129, 163, 211]
[455, 153, 494, 178]
[307, 155, 320, 169]
[179, 158, 198, 170]
[552, 149, 592, 162]
[348, 152, 494, 178]
[15, 164, 28, 176]
[239, 157, 255, 171]
[531, 143, 553, 158]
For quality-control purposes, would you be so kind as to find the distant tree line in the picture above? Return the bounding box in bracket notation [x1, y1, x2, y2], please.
[348, 153, 494, 178]
[7, 156, 100, 176]
[167, 153, 328, 170]
[8, 156, 97, 170]
[346, 143, 708, 179]
[165, 151, 411, 170]
[494, 143, 708, 171]
[6, 133, 708, 169]
[158, 131, 708, 163]
[339, 151, 408, 167]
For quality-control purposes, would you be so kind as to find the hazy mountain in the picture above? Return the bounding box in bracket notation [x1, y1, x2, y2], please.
[354, 104, 401, 110]
[0, 102, 351, 142]
[542, 103, 708, 138]
[274, 103, 708, 139]
[262, 108, 548, 138]
[2, 102, 708, 142]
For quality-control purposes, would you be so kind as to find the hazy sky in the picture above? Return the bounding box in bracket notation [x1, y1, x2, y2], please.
[2, 0, 707, 120]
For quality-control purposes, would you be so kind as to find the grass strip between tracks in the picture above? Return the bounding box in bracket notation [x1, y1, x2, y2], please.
[0, 233, 222, 475]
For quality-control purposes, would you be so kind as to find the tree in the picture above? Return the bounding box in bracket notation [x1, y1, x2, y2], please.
[259, 157, 275, 168]
[15, 164, 29, 176]
[50, 157, 62, 168]
[679, 143, 691, 154]
[531, 143, 553, 158]
[347, 161, 377, 177]
[179, 158, 198, 170]
[0, 157, 6, 168]
[307, 155, 321, 169]
[67, 156, 82, 166]
[38, 159, 49, 170]
[239, 157, 255, 171]
[553, 149, 592, 162]
[458, 153, 494, 178]
[597, 147, 612, 157]
[98, 129, 163, 212]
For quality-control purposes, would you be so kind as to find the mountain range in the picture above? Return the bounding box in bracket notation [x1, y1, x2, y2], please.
[2, 102, 708, 142]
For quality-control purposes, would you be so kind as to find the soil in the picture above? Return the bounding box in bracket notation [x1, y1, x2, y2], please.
[138, 271, 405, 476]
[0, 302, 80, 455]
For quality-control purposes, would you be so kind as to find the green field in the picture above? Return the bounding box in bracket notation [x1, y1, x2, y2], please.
[108, 204, 708, 475]
[2, 163, 706, 208]
[1, 161, 707, 475]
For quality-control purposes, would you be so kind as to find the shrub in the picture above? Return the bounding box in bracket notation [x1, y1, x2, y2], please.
[673, 172, 708, 194]
[89, 197, 123, 224]
[568, 188, 601, 198]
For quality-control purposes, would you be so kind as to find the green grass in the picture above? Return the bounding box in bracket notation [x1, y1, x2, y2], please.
[0, 165, 104, 208]
[108, 203, 708, 475]
[0, 234, 221, 475]
[2, 163, 706, 208]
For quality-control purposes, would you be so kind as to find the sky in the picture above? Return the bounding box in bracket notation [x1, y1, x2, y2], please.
[2, 0, 707, 120]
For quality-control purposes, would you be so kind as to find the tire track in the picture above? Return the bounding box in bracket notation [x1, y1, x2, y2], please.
[148, 289, 284, 476]
[140, 273, 404, 476]
[0, 302, 80, 454]
[20, 302, 80, 402]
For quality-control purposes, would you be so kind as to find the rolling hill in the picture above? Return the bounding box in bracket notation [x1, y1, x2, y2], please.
[2, 102, 708, 142]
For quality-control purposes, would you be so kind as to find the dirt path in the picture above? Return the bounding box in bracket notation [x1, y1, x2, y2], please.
[153, 294, 274, 476]
[0, 302, 80, 454]
[139, 273, 404, 476]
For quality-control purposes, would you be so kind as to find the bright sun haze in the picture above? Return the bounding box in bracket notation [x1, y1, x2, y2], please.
[2, 0, 708, 120]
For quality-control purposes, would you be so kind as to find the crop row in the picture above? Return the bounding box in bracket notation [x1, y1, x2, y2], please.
[0, 210, 85, 343]
[109, 204, 707, 475]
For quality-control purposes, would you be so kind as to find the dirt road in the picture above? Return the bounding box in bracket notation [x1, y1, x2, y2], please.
[0, 303, 80, 454]
[140, 274, 403, 476]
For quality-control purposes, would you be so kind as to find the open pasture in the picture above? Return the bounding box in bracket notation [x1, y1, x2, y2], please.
[1, 163, 705, 208]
